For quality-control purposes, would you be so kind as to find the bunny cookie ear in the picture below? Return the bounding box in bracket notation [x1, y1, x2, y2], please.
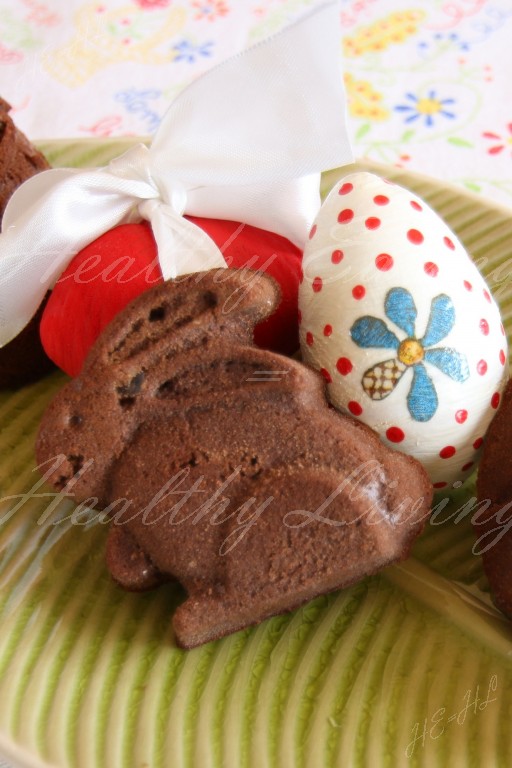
[85, 269, 281, 374]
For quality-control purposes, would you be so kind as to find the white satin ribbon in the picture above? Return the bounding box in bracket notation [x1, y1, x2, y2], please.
[0, 1, 353, 346]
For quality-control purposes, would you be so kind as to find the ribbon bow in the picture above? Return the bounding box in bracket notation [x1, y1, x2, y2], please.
[0, 1, 353, 347]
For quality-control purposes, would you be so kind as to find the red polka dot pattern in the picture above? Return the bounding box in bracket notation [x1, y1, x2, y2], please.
[480, 319, 489, 335]
[336, 357, 353, 376]
[338, 209, 354, 224]
[352, 285, 366, 300]
[455, 409, 468, 424]
[301, 173, 505, 488]
[407, 228, 424, 244]
[386, 426, 405, 443]
[424, 262, 439, 277]
[375, 253, 394, 271]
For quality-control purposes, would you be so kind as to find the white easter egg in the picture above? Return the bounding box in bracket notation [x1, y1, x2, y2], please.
[299, 171, 509, 488]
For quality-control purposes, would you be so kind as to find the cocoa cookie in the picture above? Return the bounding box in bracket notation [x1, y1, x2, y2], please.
[476, 378, 512, 617]
[36, 269, 433, 648]
[0, 98, 54, 388]
[0, 98, 50, 223]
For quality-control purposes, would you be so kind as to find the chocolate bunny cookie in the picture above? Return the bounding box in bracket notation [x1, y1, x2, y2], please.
[36, 269, 433, 648]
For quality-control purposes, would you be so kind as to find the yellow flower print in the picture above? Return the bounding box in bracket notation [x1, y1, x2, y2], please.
[344, 73, 390, 121]
[343, 10, 426, 57]
[43, 2, 186, 87]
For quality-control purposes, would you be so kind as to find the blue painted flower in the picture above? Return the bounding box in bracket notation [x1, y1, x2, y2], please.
[394, 90, 456, 127]
[172, 39, 214, 63]
[350, 288, 469, 422]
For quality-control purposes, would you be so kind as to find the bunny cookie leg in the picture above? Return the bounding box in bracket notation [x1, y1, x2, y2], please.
[106, 525, 166, 592]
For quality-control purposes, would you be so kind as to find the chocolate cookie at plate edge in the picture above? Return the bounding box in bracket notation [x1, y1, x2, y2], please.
[36, 269, 433, 649]
[0, 98, 55, 388]
[476, 378, 512, 617]
[0, 297, 55, 389]
[0, 98, 50, 221]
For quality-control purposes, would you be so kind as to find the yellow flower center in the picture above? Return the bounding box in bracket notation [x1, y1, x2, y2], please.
[415, 97, 442, 116]
[398, 338, 424, 366]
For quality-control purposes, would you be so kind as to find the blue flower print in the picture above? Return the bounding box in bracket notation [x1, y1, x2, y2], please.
[394, 90, 456, 127]
[350, 288, 469, 422]
[172, 39, 214, 63]
[417, 32, 470, 56]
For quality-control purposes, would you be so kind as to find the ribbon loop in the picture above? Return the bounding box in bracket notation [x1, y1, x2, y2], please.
[108, 143, 153, 183]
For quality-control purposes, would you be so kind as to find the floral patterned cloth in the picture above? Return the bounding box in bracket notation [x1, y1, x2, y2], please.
[1, 0, 512, 205]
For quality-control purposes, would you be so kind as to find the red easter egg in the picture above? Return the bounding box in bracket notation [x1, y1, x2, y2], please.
[40, 223, 162, 378]
[40, 218, 302, 377]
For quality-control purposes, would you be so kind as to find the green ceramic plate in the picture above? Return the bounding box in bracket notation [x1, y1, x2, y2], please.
[0, 140, 511, 768]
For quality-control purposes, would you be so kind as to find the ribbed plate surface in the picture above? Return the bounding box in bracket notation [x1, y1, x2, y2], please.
[0, 140, 511, 767]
